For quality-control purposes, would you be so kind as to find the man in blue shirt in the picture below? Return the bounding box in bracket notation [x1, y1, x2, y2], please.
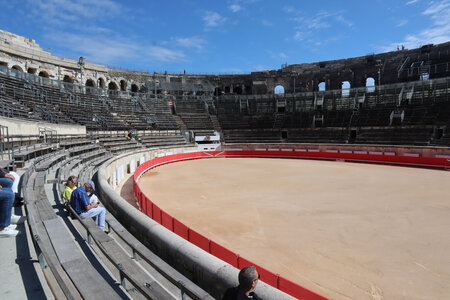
[70, 180, 105, 230]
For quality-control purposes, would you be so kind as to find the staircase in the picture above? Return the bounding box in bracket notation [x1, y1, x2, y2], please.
[210, 114, 222, 131]
[420, 60, 431, 80]
[273, 113, 285, 129]
[171, 114, 187, 130]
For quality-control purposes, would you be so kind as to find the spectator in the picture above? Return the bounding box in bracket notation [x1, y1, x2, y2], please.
[62, 175, 78, 206]
[222, 266, 261, 300]
[70, 180, 105, 230]
[8, 171, 26, 224]
[0, 172, 19, 237]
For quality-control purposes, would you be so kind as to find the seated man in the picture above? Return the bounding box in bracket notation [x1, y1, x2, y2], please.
[70, 180, 105, 230]
[222, 266, 261, 300]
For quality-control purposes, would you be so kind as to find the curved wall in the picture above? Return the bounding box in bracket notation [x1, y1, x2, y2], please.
[132, 149, 450, 299]
[97, 147, 298, 300]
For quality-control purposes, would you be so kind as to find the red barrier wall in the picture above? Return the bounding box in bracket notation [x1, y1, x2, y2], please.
[133, 150, 450, 299]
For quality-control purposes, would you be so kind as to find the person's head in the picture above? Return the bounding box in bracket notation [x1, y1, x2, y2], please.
[67, 176, 78, 188]
[84, 180, 95, 193]
[238, 266, 260, 293]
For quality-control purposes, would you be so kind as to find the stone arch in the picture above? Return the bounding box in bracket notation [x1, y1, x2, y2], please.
[366, 77, 375, 93]
[139, 85, 148, 93]
[63, 75, 75, 83]
[341, 81, 350, 97]
[120, 80, 127, 91]
[86, 78, 96, 87]
[12, 65, 23, 72]
[0, 61, 7, 68]
[27, 67, 37, 74]
[98, 77, 106, 89]
[108, 81, 118, 90]
[274, 85, 285, 94]
[318, 81, 326, 91]
[131, 83, 139, 93]
[234, 86, 243, 95]
[38, 70, 50, 78]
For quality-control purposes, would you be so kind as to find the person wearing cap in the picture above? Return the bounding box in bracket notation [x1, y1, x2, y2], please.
[70, 180, 105, 230]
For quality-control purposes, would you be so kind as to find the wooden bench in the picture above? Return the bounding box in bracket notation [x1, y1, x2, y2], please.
[24, 170, 126, 299]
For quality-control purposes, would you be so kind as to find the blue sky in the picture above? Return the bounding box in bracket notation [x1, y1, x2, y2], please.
[0, 0, 449, 74]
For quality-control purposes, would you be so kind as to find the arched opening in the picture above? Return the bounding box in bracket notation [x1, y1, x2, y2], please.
[63, 75, 74, 83]
[234, 86, 243, 95]
[139, 85, 148, 93]
[366, 77, 375, 93]
[318, 82, 326, 91]
[341, 81, 350, 97]
[120, 80, 127, 91]
[98, 78, 106, 88]
[38, 71, 49, 78]
[0, 61, 7, 67]
[131, 84, 139, 93]
[27, 67, 37, 74]
[86, 79, 95, 87]
[12, 65, 23, 72]
[108, 82, 118, 90]
[274, 85, 285, 94]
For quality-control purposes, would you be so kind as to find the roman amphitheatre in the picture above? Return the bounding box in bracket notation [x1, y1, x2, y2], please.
[0, 29, 449, 300]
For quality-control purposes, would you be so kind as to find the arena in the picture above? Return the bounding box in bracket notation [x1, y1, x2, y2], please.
[133, 155, 450, 300]
[0, 28, 449, 300]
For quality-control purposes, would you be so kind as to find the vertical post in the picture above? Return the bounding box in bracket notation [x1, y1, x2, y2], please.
[179, 280, 186, 300]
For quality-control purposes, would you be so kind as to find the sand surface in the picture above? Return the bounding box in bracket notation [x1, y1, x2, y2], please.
[133, 157, 450, 300]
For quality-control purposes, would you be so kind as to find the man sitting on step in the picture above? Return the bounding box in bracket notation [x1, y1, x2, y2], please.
[70, 180, 105, 230]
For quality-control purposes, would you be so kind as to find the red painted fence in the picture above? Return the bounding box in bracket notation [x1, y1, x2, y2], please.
[133, 150, 450, 299]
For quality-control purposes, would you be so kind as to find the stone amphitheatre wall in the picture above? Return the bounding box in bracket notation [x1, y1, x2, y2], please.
[2, 30, 449, 98]
[0, 115, 85, 136]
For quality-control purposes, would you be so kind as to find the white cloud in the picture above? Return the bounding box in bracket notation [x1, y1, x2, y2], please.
[396, 19, 408, 27]
[174, 37, 207, 51]
[336, 15, 353, 27]
[293, 31, 306, 41]
[27, 0, 121, 25]
[253, 64, 269, 71]
[145, 46, 186, 63]
[406, 0, 420, 5]
[44, 31, 186, 64]
[380, 0, 450, 51]
[203, 11, 227, 28]
[286, 8, 353, 32]
[229, 4, 242, 12]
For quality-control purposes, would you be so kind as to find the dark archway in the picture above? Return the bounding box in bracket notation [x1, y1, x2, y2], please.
[131, 84, 139, 93]
[108, 82, 118, 90]
[27, 67, 37, 74]
[12, 65, 23, 72]
[63, 75, 75, 83]
[120, 80, 127, 91]
[86, 79, 95, 87]
[139, 85, 148, 93]
[38, 71, 49, 78]
[0, 61, 7, 67]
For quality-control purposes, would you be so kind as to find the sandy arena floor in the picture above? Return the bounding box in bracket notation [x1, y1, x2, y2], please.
[129, 157, 450, 300]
